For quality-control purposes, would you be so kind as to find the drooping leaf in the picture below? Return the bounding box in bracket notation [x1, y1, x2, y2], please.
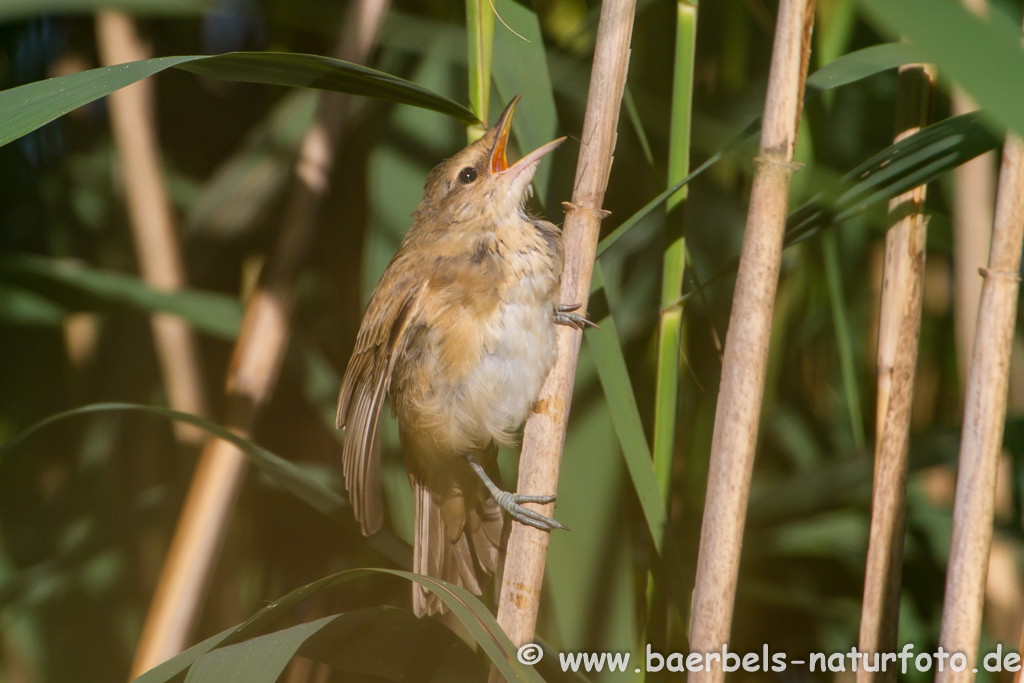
[135, 569, 542, 683]
[183, 608, 479, 683]
[133, 626, 251, 683]
[0, 284, 67, 326]
[182, 618, 340, 683]
[804, 42, 924, 93]
[0, 403, 348, 523]
[785, 111, 1000, 244]
[0, 51, 478, 150]
[1, 402, 416, 572]
[297, 608, 481, 681]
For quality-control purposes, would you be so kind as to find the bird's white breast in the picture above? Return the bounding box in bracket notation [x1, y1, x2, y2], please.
[465, 282, 556, 445]
[451, 235, 559, 450]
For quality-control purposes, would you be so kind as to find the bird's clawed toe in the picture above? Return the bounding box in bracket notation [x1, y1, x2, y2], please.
[464, 456, 569, 532]
[494, 490, 569, 531]
[511, 492, 557, 505]
[554, 303, 599, 330]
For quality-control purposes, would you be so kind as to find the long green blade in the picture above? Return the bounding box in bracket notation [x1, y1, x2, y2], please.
[0, 51, 478, 149]
[0, 0, 206, 21]
[0, 253, 243, 340]
[137, 569, 542, 683]
[587, 264, 690, 620]
[183, 608, 477, 683]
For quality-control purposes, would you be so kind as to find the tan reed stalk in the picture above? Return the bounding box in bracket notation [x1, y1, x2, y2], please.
[685, 1, 815, 681]
[491, 0, 637, 664]
[96, 12, 208, 444]
[947, 0, 1023, 648]
[935, 25, 1024, 683]
[857, 62, 935, 683]
[951, 0, 995, 393]
[127, 1, 390, 675]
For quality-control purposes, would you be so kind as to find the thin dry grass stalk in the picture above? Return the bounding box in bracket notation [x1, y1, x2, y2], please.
[936, 58, 1024, 683]
[127, 1, 390, 674]
[857, 63, 935, 683]
[96, 12, 208, 444]
[685, 0, 814, 679]
[491, 0, 637, 662]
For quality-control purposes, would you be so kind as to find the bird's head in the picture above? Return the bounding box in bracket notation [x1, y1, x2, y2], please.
[416, 96, 565, 224]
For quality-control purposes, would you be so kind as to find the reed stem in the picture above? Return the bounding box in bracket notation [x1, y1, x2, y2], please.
[645, 0, 697, 669]
[491, 0, 638, 668]
[857, 61, 935, 683]
[686, 2, 814, 680]
[935, 21, 1024, 683]
[951, 0, 994, 395]
[466, 0, 495, 141]
[96, 12, 208, 445]
[653, 0, 697, 512]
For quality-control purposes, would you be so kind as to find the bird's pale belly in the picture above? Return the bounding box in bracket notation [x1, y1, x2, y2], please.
[395, 273, 558, 462]
[459, 298, 556, 446]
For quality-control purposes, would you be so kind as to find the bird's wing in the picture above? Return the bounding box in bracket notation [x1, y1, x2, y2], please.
[337, 275, 427, 535]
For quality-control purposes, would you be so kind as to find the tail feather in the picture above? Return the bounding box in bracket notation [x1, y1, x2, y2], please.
[411, 478, 504, 617]
[470, 498, 503, 574]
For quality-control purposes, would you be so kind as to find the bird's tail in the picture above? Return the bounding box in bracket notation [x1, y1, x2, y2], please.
[411, 473, 504, 617]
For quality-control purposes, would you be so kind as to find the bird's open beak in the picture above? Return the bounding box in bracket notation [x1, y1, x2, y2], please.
[489, 95, 566, 177]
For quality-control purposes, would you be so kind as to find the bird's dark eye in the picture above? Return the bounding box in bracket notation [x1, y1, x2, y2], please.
[458, 167, 478, 184]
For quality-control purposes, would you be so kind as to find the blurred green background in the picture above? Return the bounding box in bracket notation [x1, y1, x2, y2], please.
[1, 0, 1023, 680]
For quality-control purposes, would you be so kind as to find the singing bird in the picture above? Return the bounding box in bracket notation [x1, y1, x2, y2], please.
[336, 97, 592, 616]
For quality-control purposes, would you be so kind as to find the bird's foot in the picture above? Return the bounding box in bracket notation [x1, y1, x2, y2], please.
[464, 455, 569, 532]
[554, 303, 599, 330]
[492, 490, 568, 531]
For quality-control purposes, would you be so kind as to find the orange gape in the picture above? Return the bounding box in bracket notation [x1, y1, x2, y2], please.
[336, 97, 592, 616]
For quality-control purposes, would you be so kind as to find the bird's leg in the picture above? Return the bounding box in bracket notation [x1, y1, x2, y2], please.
[554, 303, 599, 330]
[463, 454, 568, 532]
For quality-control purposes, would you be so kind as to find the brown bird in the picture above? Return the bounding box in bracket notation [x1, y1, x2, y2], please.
[336, 97, 592, 616]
